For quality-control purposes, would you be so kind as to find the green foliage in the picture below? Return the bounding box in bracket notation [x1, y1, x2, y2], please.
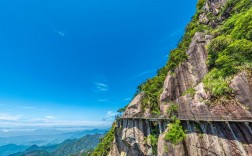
[164, 145, 169, 153]
[207, 35, 233, 69]
[219, 8, 252, 40]
[52, 134, 103, 156]
[203, 69, 232, 97]
[194, 122, 203, 133]
[164, 117, 186, 145]
[91, 124, 115, 156]
[182, 87, 196, 97]
[138, 67, 168, 114]
[230, 9, 252, 40]
[220, 0, 252, 17]
[197, 0, 206, 10]
[81, 150, 93, 156]
[117, 106, 127, 113]
[166, 103, 178, 117]
[147, 134, 158, 155]
[91, 1, 252, 155]
[166, 21, 210, 73]
[216, 39, 252, 74]
[204, 7, 252, 97]
[138, 0, 212, 112]
[194, 122, 204, 138]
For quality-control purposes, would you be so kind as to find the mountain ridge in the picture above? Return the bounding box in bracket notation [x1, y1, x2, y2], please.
[9, 133, 103, 156]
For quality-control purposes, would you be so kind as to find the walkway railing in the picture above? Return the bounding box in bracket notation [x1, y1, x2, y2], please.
[116, 114, 252, 122]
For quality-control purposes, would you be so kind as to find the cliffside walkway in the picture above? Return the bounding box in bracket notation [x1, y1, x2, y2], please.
[115, 115, 252, 134]
[116, 116, 252, 123]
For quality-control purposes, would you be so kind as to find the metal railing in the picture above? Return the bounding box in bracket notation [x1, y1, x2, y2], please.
[116, 113, 252, 122]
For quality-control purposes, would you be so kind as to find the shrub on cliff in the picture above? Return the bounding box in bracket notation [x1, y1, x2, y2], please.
[164, 117, 185, 145]
[204, 7, 252, 97]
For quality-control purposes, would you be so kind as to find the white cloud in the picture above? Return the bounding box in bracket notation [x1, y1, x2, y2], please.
[58, 31, 65, 37]
[93, 82, 109, 92]
[124, 98, 131, 101]
[0, 118, 111, 129]
[0, 112, 112, 129]
[0, 113, 22, 121]
[45, 115, 55, 120]
[106, 111, 117, 118]
[2, 129, 11, 132]
[18, 106, 35, 109]
[102, 111, 118, 121]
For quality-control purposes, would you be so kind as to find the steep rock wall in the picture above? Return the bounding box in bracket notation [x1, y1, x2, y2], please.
[108, 0, 252, 155]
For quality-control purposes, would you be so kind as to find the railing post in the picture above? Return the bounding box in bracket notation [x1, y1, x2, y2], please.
[146, 119, 151, 135]
[245, 122, 252, 135]
[116, 119, 120, 128]
[158, 120, 162, 134]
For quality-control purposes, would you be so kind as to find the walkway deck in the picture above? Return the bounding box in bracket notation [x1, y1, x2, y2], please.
[116, 115, 252, 123]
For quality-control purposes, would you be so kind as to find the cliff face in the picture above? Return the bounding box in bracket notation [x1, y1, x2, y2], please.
[92, 0, 252, 156]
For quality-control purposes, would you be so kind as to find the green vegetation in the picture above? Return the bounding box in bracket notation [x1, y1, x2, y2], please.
[197, 0, 207, 10]
[137, 70, 166, 115]
[52, 134, 102, 156]
[194, 122, 204, 138]
[147, 121, 160, 155]
[117, 105, 127, 113]
[9, 134, 102, 156]
[203, 69, 232, 97]
[204, 7, 252, 97]
[194, 122, 203, 133]
[220, 0, 252, 18]
[93, 0, 252, 154]
[147, 134, 158, 155]
[81, 150, 93, 156]
[182, 87, 196, 97]
[164, 117, 186, 145]
[166, 18, 210, 73]
[91, 124, 115, 156]
[137, 0, 212, 113]
[166, 103, 178, 117]
[164, 145, 169, 153]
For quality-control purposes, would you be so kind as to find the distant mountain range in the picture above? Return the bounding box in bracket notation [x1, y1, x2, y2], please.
[0, 144, 28, 156]
[0, 129, 106, 156]
[8, 133, 103, 156]
[0, 129, 106, 146]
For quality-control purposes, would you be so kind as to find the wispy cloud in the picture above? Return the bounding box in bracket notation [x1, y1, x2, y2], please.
[45, 115, 55, 120]
[130, 69, 156, 79]
[102, 111, 118, 121]
[0, 114, 111, 129]
[93, 82, 109, 93]
[0, 113, 22, 121]
[123, 98, 131, 101]
[52, 26, 65, 37]
[18, 106, 35, 109]
[97, 99, 109, 103]
[57, 31, 65, 37]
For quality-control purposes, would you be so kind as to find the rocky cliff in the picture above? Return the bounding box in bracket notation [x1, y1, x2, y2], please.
[92, 0, 252, 155]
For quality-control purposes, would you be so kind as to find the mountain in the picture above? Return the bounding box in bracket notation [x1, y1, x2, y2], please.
[9, 134, 103, 156]
[0, 144, 28, 156]
[0, 129, 106, 146]
[92, 0, 252, 155]
[51, 134, 101, 156]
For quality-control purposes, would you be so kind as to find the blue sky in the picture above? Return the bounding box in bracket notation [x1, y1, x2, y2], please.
[0, 0, 197, 130]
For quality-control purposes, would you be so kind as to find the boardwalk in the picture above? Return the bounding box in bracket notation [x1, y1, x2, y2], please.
[115, 115, 252, 134]
[116, 114, 252, 123]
